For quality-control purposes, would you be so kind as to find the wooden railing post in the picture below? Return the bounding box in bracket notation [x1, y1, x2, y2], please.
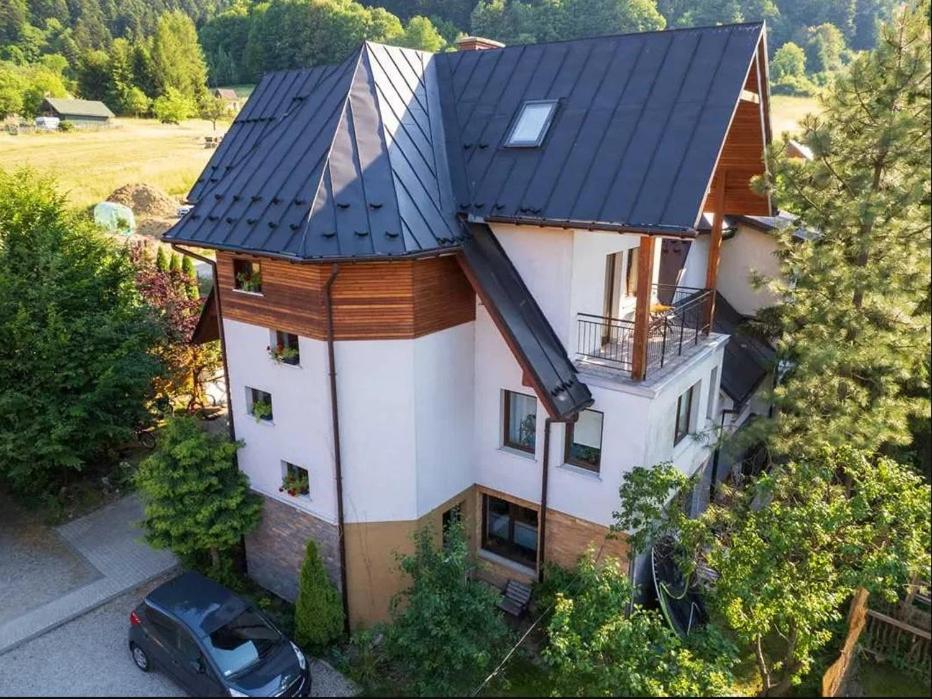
[631, 235, 656, 381]
[704, 172, 727, 330]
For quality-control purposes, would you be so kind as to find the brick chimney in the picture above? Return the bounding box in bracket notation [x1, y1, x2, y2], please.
[455, 36, 505, 51]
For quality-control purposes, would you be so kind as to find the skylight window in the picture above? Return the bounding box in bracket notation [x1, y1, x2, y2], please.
[505, 100, 558, 147]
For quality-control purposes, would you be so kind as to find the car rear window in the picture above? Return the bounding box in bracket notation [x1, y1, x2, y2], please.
[202, 609, 281, 677]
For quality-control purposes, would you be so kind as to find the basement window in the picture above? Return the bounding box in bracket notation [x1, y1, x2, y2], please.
[233, 259, 262, 294]
[505, 100, 558, 147]
[280, 461, 309, 498]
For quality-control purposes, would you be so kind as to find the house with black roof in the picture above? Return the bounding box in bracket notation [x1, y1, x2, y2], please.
[167, 24, 774, 627]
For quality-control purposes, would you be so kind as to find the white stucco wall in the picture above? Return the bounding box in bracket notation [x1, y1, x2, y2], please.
[718, 225, 781, 315]
[226, 317, 476, 526]
[225, 318, 339, 524]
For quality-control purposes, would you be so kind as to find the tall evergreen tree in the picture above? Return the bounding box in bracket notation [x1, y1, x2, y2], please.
[756, 1, 931, 459]
[150, 10, 208, 101]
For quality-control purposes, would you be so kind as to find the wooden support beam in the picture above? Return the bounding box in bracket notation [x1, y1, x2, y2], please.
[631, 235, 656, 381]
[704, 173, 727, 330]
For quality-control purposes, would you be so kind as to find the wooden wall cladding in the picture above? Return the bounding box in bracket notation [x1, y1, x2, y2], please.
[216, 252, 475, 340]
[706, 41, 771, 216]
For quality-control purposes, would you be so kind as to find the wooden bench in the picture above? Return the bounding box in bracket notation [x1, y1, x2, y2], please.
[498, 579, 532, 618]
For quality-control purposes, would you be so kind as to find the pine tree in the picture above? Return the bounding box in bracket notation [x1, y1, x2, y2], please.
[756, 2, 931, 459]
[294, 540, 344, 650]
[169, 251, 182, 274]
[135, 416, 261, 570]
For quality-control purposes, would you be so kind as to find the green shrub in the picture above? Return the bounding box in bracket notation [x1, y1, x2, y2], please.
[58, 120, 75, 132]
[294, 539, 344, 650]
[135, 416, 261, 571]
[384, 520, 511, 696]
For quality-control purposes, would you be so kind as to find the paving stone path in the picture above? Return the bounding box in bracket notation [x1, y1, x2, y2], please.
[0, 495, 177, 655]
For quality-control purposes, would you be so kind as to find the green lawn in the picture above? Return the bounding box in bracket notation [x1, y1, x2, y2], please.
[858, 659, 931, 698]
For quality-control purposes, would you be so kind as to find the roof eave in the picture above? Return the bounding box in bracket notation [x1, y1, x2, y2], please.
[475, 214, 697, 238]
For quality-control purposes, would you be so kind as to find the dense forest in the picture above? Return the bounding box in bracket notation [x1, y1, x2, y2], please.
[0, 0, 905, 120]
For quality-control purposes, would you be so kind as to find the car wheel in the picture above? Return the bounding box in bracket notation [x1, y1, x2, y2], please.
[130, 643, 151, 672]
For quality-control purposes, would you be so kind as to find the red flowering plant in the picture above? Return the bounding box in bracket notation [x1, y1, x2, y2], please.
[129, 242, 221, 412]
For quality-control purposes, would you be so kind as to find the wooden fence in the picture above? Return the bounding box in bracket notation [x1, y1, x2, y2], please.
[822, 582, 931, 697]
[822, 588, 869, 697]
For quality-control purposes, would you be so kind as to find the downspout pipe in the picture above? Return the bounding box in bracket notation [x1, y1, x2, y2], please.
[323, 264, 351, 633]
[171, 245, 235, 443]
[538, 416, 574, 583]
[710, 408, 741, 503]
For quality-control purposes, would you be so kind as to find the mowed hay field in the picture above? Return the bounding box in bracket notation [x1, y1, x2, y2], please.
[0, 118, 228, 209]
[770, 94, 821, 137]
[0, 95, 817, 213]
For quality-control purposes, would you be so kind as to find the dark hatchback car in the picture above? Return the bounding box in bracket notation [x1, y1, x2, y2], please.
[128, 571, 310, 697]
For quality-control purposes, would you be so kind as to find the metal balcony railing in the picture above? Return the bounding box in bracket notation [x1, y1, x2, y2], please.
[576, 285, 714, 379]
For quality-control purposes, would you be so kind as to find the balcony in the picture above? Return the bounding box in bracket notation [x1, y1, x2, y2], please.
[576, 285, 714, 380]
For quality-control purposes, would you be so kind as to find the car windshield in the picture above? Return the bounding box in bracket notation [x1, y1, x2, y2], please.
[202, 609, 282, 678]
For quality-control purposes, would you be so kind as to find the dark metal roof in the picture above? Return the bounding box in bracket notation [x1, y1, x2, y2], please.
[460, 222, 592, 419]
[713, 292, 775, 405]
[436, 23, 764, 235]
[167, 23, 765, 257]
[166, 43, 462, 259]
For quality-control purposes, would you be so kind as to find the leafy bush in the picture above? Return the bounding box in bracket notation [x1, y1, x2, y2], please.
[58, 119, 74, 131]
[0, 168, 162, 495]
[541, 551, 738, 697]
[135, 416, 261, 571]
[384, 520, 511, 696]
[294, 539, 344, 650]
[152, 86, 194, 124]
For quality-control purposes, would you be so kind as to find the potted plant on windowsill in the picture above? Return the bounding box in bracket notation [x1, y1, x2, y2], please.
[279, 472, 309, 497]
[236, 271, 262, 293]
[252, 399, 272, 422]
[267, 343, 299, 365]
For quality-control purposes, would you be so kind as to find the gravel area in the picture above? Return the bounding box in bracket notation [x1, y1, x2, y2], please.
[0, 493, 100, 627]
[0, 574, 356, 697]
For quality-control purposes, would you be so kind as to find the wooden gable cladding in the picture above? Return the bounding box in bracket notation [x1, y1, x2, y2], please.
[705, 38, 771, 217]
[216, 252, 475, 340]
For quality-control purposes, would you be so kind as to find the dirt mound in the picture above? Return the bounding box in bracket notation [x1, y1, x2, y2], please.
[107, 183, 178, 218]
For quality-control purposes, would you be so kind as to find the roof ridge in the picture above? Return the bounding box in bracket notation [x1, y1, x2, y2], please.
[299, 45, 368, 257]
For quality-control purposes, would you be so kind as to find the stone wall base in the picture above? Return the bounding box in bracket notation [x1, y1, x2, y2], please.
[245, 493, 341, 603]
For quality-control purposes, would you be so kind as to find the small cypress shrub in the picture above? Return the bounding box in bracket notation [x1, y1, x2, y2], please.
[155, 246, 169, 272]
[294, 540, 344, 650]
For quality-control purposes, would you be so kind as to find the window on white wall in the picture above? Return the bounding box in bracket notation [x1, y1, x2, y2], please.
[674, 382, 699, 445]
[246, 386, 273, 422]
[565, 409, 604, 472]
[503, 390, 537, 454]
[269, 329, 300, 366]
[280, 461, 309, 498]
[706, 367, 719, 419]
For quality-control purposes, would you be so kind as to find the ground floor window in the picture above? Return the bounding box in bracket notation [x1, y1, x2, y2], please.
[482, 494, 538, 568]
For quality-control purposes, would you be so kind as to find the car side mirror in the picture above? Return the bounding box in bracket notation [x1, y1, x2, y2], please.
[190, 657, 205, 674]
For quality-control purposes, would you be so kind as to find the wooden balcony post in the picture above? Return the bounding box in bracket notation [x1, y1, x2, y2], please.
[631, 235, 656, 381]
[704, 172, 727, 330]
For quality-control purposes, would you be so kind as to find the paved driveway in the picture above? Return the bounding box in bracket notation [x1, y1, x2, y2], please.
[0, 575, 357, 697]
